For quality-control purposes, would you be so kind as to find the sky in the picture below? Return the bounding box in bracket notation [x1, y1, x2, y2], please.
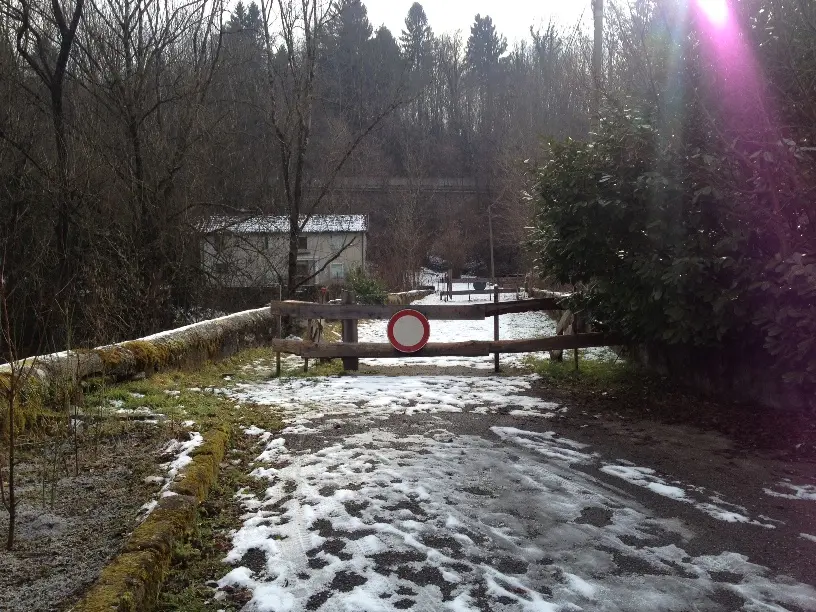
[363, 0, 591, 46]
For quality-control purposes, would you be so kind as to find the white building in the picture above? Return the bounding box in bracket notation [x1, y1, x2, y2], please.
[201, 215, 367, 288]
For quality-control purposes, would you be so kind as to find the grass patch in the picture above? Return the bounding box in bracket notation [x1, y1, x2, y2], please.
[151, 346, 284, 389]
[322, 321, 342, 343]
[523, 353, 659, 393]
[81, 347, 295, 432]
[293, 358, 345, 379]
[77, 346, 287, 610]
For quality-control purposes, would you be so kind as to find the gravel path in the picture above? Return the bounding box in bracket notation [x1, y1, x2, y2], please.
[206, 291, 816, 611]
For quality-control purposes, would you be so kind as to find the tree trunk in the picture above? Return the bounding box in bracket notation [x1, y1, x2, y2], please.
[5, 392, 15, 550]
[287, 216, 299, 299]
[592, 0, 604, 124]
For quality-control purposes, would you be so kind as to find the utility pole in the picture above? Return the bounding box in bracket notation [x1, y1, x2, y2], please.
[592, 0, 604, 126]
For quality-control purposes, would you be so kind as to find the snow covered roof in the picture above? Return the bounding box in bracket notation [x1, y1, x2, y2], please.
[201, 215, 367, 235]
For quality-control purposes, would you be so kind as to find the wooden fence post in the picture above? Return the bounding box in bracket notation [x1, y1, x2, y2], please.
[341, 290, 359, 371]
[276, 283, 282, 377]
[494, 284, 500, 372]
[573, 312, 580, 372]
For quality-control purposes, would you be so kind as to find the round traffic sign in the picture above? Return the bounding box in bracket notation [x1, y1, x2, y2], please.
[387, 309, 430, 353]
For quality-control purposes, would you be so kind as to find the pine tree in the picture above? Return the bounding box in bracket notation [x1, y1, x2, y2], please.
[399, 2, 432, 72]
[466, 14, 507, 84]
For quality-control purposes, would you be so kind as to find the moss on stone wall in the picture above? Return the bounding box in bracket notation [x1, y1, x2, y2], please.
[72, 549, 167, 612]
[125, 495, 198, 558]
[72, 425, 232, 612]
[170, 426, 230, 502]
[0, 374, 53, 438]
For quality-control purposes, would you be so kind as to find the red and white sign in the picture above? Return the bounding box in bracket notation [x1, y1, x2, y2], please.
[387, 309, 430, 353]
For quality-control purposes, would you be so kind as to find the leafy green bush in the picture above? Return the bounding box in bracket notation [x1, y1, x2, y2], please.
[533, 109, 748, 345]
[346, 267, 388, 305]
[531, 107, 815, 391]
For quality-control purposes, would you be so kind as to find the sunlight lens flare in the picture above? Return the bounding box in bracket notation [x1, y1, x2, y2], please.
[696, 0, 729, 26]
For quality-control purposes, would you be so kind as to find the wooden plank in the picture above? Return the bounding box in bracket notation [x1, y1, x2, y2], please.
[341, 290, 359, 371]
[270, 300, 487, 320]
[269, 298, 565, 321]
[301, 341, 491, 359]
[493, 285, 500, 372]
[443, 288, 517, 296]
[267, 338, 309, 356]
[451, 277, 524, 284]
[483, 298, 563, 316]
[488, 333, 624, 353]
[296, 333, 623, 359]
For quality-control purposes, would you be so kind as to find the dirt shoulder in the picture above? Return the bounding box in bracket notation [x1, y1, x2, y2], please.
[0, 424, 169, 612]
[0, 347, 289, 612]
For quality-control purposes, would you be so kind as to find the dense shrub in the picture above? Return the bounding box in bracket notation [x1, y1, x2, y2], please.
[532, 106, 815, 390]
[346, 267, 388, 305]
[532, 0, 816, 396]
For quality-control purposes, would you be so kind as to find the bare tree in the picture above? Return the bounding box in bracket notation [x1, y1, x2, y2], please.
[0, 262, 45, 550]
[592, 0, 603, 122]
[258, 0, 406, 297]
[3, 0, 85, 301]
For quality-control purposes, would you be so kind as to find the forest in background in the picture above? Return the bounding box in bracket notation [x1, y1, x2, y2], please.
[1, 0, 813, 394]
[0, 0, 600, 356]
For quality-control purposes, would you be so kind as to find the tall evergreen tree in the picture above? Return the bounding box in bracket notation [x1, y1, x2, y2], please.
[399, 2, 432, 72]
[226, 1, 262, 38]
[465, 15, 508, 174]
[323, 0, 374, 129]
[466, 14, 507, 83]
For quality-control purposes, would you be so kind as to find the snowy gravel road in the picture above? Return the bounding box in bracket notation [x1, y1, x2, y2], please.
[210, 287, 816, 611]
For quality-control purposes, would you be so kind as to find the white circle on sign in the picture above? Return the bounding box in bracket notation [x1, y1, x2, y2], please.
[387, 309, 430, 353]
[393, 314, 424, 347]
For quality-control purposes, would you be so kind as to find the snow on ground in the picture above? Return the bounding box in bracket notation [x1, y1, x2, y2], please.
[138, 431, 203, 517]
[219, 422, 816, 612]
[358, 284, 614, 368]
[241, 354, 303, 377]
[228, 375, 559, 435]
[215, 370, 814, 611]
[496, 427, 777, 529]
[209, 285, 810, 610]
[227, 373, 775, 530]
[764, 481, 816, 501]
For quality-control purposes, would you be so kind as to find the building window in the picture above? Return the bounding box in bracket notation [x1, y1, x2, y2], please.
[330, 262, 345, 280]
[330, 234, 345, 251]
[213, 234, 225, 252]
[298, 236, 308, 251]
[215, 262, 229, 275]
[295, 260, 313, 284]
[264, 235, 270, 250]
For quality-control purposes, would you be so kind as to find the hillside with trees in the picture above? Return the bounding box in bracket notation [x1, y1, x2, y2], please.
[0, 0, 593, 356]
[0, 0, 813, 401]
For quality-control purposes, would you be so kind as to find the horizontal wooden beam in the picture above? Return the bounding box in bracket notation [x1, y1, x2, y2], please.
[484, 298, 563, 316]
[441, 277, 524, 284]
[270, 333, 623, 359]
[270, 301, 485, 320]
[443, 288, 518, 296]
[269, 297, 564, 321]
[301, 341, 491, 358]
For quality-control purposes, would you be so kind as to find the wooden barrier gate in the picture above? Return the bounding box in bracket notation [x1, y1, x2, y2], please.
[268, 291, 622, 373]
